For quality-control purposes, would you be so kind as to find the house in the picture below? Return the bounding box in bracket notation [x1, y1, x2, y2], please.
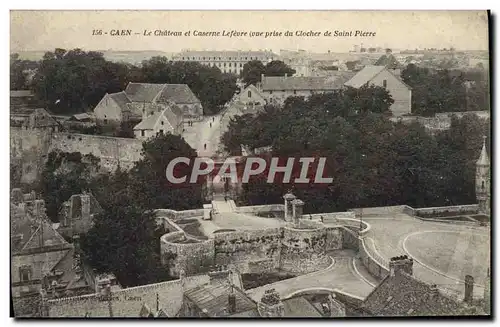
[259, 73, 351, 105]
[133, 105, 184, 140]
[10, 194, 93, 301]
[56, 193, 103, 238]
[237, 84, 267, 107]
[344, 65, 412, 116]
[93, 83, 203, 125]
[21, 108, 60, 131]
[360, 255, 481, 316]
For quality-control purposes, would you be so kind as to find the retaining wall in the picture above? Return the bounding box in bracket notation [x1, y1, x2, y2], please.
[358, 238, 389, 281]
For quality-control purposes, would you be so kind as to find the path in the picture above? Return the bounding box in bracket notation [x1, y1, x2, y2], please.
[246, 250, 375, 302]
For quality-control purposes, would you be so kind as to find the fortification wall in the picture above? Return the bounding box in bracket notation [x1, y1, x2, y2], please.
[155, 209, 205, 221]
[235, 204, 285, 214]
[11, 127, 54, 184]
[47, 275, 209, 317]
[358, 238, 389, 281]
[50, 133, 143, 171]
[213, 228, 281, 273]
[415, 204, 479, 217]
[159, 217, 215, 277]
[279, 226, 332, 274]
[349, 205, 413, 216]
[340, 227, 359, 251]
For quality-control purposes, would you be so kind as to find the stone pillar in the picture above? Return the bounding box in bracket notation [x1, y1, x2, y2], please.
[464, 275, 474, 304]
[291, 199, 304, 227]
[484, 268, 491, 314]
[283, 193, 295, 222]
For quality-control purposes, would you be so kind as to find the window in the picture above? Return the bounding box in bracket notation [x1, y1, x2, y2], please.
[141, 130, 145, 137]
[248, 91, 252, 97]
[160, 129, 164, 134]
[229, 63, 232, 67]
[482, 181, 485, 190]
[240, 63, 243, 67]
[229, 57, 231, 60]
[20, 266, 31, 282]
[224, 63, 226, 67]
[245, 57, 248, 60]
[203, 57, 205, 60]
[383, 79, 387, 88]
[269, 91, 273, 95]
[161, 121, 164, 125]
[294, 90, 297, 94]
[103, 119, 108, 124]
[182, 57, 184, 60]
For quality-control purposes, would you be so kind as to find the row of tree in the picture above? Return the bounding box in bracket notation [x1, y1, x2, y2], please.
[401, 64, 490, 116]
[221, 89, 490, 213]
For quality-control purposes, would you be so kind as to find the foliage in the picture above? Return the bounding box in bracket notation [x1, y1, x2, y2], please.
[222, 90, 490, 213]
[10, 53, 38, 90]
[80, 190, 170, 287]
[401, 64, 489, 116]
[240, 60, 296, 87]
[38, 151, 101, 222]
[32, 48, 130, 114]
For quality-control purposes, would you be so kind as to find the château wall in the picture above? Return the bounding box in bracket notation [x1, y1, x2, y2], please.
[47, 274, 209, 317]
[10, 127, 145, 183]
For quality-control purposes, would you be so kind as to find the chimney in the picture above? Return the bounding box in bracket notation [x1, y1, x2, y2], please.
[72, 235, 80, 253]
[283, 192, 296, 222]
[291, 198, 305, 226]
[257, 289, 284, 317]
[464, 275, 474, 303]
[34, 199, 45, 218]
[429, 284, 439, 298]
[81, 194, 91, 221]
[389, 255, 414, 276]
[228, 291, 237, 314]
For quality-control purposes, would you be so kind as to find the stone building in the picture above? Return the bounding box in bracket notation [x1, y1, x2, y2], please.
[476, 136, 490, 213]
[258, 73, 351, 105]
[93, 83, 203, 124]
[133, 105, 184, 140]
[172, 50, 277, 75]
[56, 193, 103, 238]
[344, 65, 412, 116]
[361, 255, 465, 316]
[10, 191, 94, 316]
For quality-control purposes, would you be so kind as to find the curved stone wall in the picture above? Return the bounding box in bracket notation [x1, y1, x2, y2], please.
[279, 226, 331, 273]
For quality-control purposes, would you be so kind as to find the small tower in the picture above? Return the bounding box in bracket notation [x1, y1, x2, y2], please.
[476, 136, 490, 214]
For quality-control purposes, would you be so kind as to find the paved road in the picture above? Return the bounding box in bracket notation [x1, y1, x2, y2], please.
[246, 250, 375, 302]
[363, 213, 490, 298]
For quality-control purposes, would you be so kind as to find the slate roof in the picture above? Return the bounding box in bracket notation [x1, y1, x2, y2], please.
[133, 107, 181, 131]
[11, 90, 34, 98]
[23, 108, 59, 128]
[344, 65, 387, 88]
[261, 76, 345, 91]
[156, 84, 201, 104]
[184, 283, 257, 317]
[282, 296, 323, 317]
[362, 271, 462, 316]
[125, 83, 165, 103]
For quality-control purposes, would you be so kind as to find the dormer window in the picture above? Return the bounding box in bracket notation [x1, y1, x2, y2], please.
[19, 266, 32, 282]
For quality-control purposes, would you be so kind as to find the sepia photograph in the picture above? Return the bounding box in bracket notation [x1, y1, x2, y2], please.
[9, 10, 491, 318]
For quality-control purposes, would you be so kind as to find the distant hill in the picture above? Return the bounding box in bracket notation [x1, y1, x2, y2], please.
[15, 50, 175, 65]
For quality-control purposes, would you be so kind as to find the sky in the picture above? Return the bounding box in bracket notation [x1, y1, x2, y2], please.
[10, 11, 489, 53]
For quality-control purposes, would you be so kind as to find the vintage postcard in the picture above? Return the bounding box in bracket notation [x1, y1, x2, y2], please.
[10, 10, 491, 318]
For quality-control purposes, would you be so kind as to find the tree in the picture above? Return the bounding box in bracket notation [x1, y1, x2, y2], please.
[80, 189, 171, 287]
[38, 151, 101, 222]
[10, 53, 38, 90]
[32, 48, 130, 114]
[240, 60, 266, 87]
[264, 60, 296, 77]
[129, 133, 204, 210]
